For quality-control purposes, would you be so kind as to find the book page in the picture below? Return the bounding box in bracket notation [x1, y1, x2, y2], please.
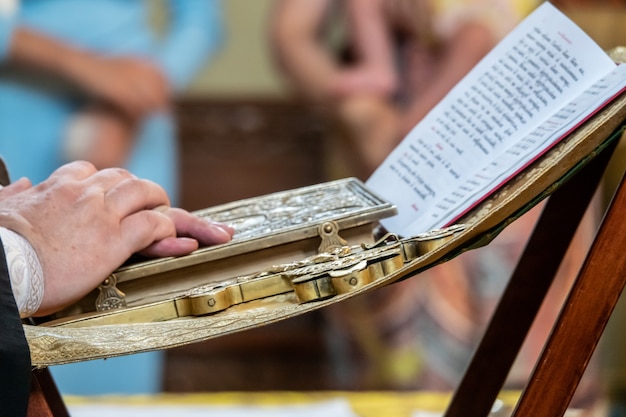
[411, 64, 626, 232]
[366, 2, 622, 236]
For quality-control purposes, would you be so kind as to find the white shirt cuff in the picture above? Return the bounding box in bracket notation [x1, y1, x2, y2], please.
[0, 226, 44, 317]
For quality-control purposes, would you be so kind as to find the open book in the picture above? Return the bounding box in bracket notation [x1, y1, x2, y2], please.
[366, 2, 626, 236]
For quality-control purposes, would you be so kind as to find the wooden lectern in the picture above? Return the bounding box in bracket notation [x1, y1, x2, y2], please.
[26, 132, 626, 417]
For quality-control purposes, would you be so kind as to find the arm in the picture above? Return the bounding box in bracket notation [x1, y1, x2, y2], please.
[270, 0, 343, 101]
[4, 25, 168, 121]
[271, 0, 398, 101]
[336, 0, 398, 97]
[0, 161, 234, 316]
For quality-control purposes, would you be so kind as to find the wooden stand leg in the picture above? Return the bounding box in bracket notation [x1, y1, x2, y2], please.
[443, 142, 616, 417]
[28, 368, 70, 417]
[512, 170, 626, 416]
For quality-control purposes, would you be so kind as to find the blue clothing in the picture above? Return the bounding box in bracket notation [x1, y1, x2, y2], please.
[0, 0, 223, 395]
[0, 0, 223, 201]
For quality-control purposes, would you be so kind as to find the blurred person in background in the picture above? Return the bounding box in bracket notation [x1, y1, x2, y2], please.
[0, 0, 223, 203]
[0, 0, 224, 394]
[271, 0, 535, 179]
[271, 1, 599, 407]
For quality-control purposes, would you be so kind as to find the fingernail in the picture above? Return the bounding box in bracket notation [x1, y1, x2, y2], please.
[210, 224, 234, 240]
[204, 219, 235, 234]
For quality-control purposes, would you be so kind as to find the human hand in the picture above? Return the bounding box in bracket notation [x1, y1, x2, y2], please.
[138, 206, 235, 258]
[67, 54, 171, 121]
[0, 161, 234, 316]
[9, 28, 170, 121]
[331, 67, 398, 99]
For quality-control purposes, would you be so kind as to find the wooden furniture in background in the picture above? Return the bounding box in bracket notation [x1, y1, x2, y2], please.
[165, 99, 339, 391]
[175, 99, 331, 211]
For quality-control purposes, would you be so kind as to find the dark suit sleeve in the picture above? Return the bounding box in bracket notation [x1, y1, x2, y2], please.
[0, 237, 32, 417]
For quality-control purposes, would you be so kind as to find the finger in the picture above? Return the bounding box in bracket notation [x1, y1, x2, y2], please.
[139, 236, 199, 258]
[103, 81, 149, 121]
[119, 209, 176, 255]
[135, 79, 167, 111]
[83, 166, 136, 193]
[0, 177, 32, 198]
[163, 208, 234, 245]
[104, 177, 170, 218]
[110, 91, 143, 121]
[48, 160, 98, 182]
